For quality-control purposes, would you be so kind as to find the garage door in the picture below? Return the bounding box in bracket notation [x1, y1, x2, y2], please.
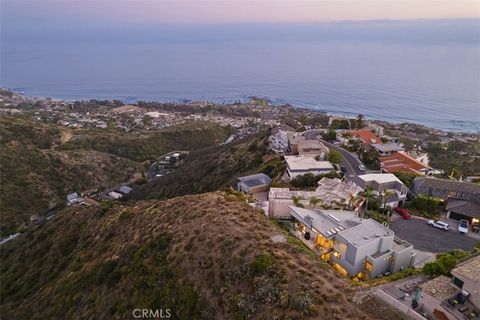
[449, 211, 471, 222]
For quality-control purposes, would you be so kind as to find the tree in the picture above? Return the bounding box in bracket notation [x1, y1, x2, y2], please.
[327, 150, 342, 164]
[393, 172, 418, 188]
[322, 129, 337, 142]
[382, 189, 395, 209]
[360, 187, 375, 213]
[292, 196, 304, 208]
[423, 261, 446, 277]
[361, 149, 379, 169]
[356, 114, 365, 129]
[309, 197, 322, 209]
[414, 195, 441, 214]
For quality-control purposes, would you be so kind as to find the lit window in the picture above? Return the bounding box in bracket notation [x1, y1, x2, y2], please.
[365, 261, 373, 271]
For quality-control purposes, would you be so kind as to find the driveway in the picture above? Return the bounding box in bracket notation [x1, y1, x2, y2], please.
[302, 130, 366, 178]
[390, 218, 478, 253]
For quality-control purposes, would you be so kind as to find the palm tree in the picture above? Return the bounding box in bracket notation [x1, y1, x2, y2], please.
[292, 195, 304, 208]
[358, 187, 375, 218]
[292, 195, 300, 206]
[330, 200, 342, 210]
[309, 197, 322, 209]
[382, 189, 395, 209]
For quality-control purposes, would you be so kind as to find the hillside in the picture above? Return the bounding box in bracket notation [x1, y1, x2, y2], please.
[0, 116, 231, 236]
[0, 192, 399, 320]
[129, 132, 286, 200]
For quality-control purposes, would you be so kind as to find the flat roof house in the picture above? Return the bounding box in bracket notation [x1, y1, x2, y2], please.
[237, 173, 272, 195]
[287, 132, 306, 154]
[451, 256, 480, 308]
[297, 140, 329, 158]
[285, 155, 334, 179]
[371, 143, 404, 156]
[353, 173, 408, 207]
[290, 206, 415, 280]
[268, 178, 362, 218]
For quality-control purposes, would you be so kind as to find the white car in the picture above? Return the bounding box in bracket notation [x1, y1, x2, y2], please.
[458, 219, 469, 234]
[427, 220, 450, 231]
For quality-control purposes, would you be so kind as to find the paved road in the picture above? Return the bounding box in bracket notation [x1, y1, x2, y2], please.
[302, 130, 366, 178]
[390, 218, 478, 253]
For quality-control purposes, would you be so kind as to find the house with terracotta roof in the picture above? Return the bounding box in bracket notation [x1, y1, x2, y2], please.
[379, 152, 432, 175]
[350, 130, 383, 149]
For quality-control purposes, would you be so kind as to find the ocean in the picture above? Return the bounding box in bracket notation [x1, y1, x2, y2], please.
[1, 22, 479, 132]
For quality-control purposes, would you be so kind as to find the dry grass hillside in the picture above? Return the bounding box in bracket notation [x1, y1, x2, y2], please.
[0, 116, 231, 236]
[1, 192, 400, 320]
[129, 132, 286, 201]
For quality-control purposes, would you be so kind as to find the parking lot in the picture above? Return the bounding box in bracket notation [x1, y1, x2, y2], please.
[390, 218, 478, 253]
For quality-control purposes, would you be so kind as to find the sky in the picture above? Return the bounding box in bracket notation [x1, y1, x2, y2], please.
[1, 0, 480, 26]
[1, 1, 479, 44]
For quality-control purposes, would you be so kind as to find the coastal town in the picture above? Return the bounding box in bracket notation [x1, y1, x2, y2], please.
[1, 89, 480, 320]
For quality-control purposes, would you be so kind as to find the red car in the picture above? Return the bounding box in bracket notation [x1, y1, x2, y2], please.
[394, 207, 411, 219]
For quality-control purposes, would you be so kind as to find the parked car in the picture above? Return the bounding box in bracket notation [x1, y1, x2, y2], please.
[358, 164, 366, 171]
[340, 166, 347, 173]
[394, 207, 411, 219]
[427, 220, 450, 231]
[458, 219, 469, 234]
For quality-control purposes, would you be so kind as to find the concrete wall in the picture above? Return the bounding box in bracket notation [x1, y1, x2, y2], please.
[287, 169, 333, 179]
[332, 233, 396, 278]
[368, 251, 394, 278]
[451, 273, 480, 308]
[392, 248, 416, 273]
[269, 199, 311, 219]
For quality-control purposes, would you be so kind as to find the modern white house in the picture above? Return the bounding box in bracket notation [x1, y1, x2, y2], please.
[353, 173, 408, 207]
[289, 206, 415, 280]
[284, 155, 334, 179]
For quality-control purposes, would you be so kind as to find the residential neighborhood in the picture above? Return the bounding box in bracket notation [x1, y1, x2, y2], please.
[2, 90, 479, 320]
[236, 117, 480, 320]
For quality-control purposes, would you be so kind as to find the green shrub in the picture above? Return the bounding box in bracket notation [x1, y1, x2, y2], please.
[423, 249, 469, 277]
[250, 253, 274, 276]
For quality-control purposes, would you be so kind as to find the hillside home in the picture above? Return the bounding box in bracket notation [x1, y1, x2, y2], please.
[268, 178, 362, 219]
[108, 191, 123, 200]
[371, 143, 404, 156]
[287, 132, 306, 154]
[284, 155, 334, 179]
[350, 130, 383, 150]
[451, 256, 480, 308]
[237, 173, 272, 195]
[405, 148, 430, 166]
[290, 207, 415, 280]
[66, 192, 84, 206]
[118, 185, 133, 195]
[297, 140, 329, 159]
[412, 177, 480, 223]
[379, 152, 432, 175]
[353, 173, 408, 207]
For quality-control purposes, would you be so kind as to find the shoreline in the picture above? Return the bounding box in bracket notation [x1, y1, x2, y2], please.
[2, 87, 479, 135]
